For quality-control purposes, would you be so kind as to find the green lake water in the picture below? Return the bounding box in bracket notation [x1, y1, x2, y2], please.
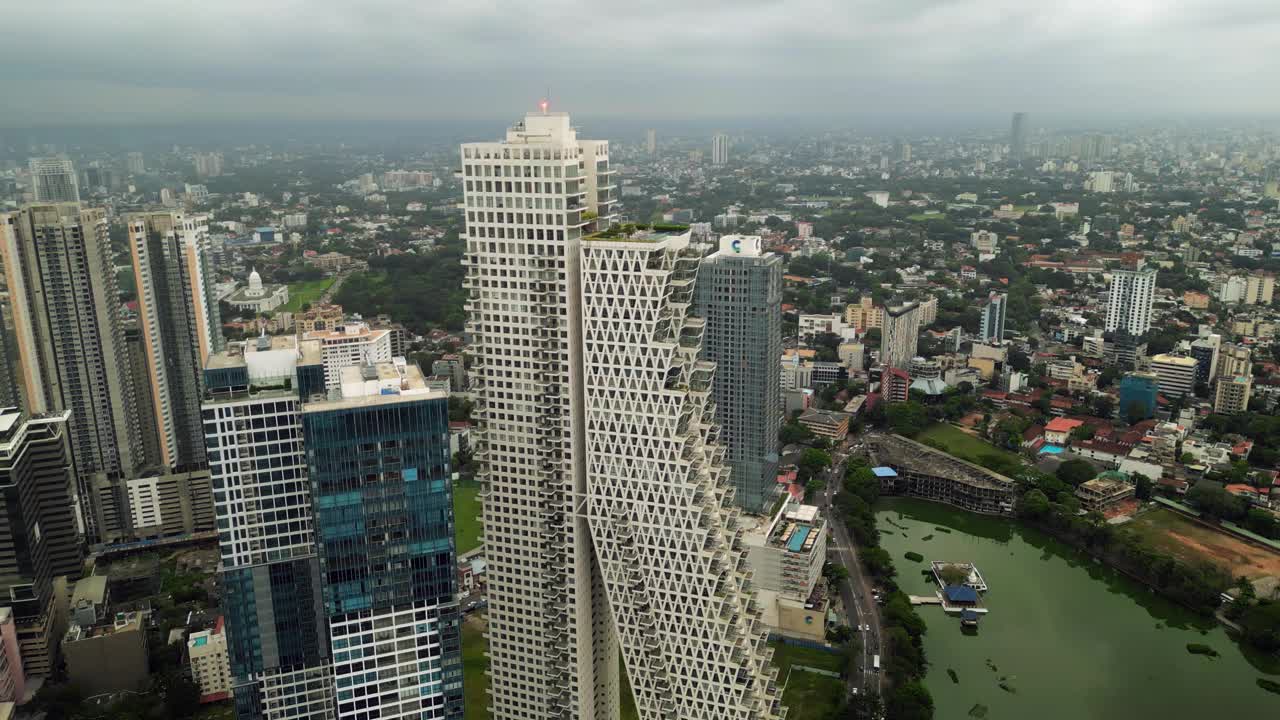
[875, 498, 1280, 719]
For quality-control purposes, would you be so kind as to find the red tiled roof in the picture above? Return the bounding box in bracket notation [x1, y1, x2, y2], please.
[1045, 417, 1084, 433]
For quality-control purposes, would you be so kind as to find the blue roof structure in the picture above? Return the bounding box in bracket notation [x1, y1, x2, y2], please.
[872, 466, 898, 478]
[787, 526, 811, 552]
[960, 609, 980, 621]
[943, 585, 979, 603]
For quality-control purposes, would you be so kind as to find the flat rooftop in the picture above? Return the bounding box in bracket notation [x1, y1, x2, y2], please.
[305, 361, 445, 412]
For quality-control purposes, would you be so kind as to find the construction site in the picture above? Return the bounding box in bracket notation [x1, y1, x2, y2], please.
[867, 434, 1017, 515]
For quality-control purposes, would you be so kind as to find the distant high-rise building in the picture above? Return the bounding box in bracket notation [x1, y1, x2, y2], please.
[881, 301, 922, 370]
[461, 112, 783, 720]
[302, 361, 462, 720]
[125, 151, 145, 175]
[4, 204, 147, 541]
[1213, 376, 1252, 415]
[1118, 372, 1158, 423]
[128, 211, 224, 471]
[204, 337, 333, 720]
[1085, 170, 1115, 193]
[28, 158, 80, 202]
[1105, 264, 1157, 337]
[645, 128, 656, 155]
[193, 152, 223, 178]
[1009, 112, 1028, 163]
[712, 132, 730, 165]
[979, 292, 1007, 342]
[695, 234, 783, 514]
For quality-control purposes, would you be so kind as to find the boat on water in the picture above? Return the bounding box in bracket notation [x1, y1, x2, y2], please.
[960, 608, 981, 628]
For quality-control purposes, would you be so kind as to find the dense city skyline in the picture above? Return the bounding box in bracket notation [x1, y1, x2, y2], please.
[3, 10, 1280, 712]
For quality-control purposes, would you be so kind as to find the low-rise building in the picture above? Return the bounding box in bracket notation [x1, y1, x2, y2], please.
[743, 503, 829, 642]
[1075, 472, 1135, 513]
[63, 611, 149, 697]
[797, 409, 850, 440]
[225, 268, 289, 314]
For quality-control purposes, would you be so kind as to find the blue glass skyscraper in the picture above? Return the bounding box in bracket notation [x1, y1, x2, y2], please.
[302, 362, 462, 720]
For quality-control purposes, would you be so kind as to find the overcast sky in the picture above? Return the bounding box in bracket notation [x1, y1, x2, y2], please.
[2, 0, 1278, 127]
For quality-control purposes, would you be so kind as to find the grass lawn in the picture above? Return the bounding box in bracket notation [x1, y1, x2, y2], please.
[915, 423, 1025, 472]
[1122, 508, 1280, 581]
[462, 618, 489, 720]
[782, 669, 846, 720]
[454, 481, 482, 555]
[906, 212, 944, 222]
[769, 640, 846, 675]
[769, 642, 847, 720]
[280, 278, 335, 312]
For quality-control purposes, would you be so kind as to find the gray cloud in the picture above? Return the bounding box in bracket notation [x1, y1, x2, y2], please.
[1, 0, 1277, 125]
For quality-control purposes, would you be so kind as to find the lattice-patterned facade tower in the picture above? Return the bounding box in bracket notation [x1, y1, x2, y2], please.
[580, 227, 785, 720]
[461, 112, 784, 720]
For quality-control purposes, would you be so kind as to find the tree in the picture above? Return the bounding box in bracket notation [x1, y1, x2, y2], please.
[886, 680, 935, 720]
[1186, 480, 1246, 521]
[1018, 488, 1051, 520]
[797, 448, 833, 482]
[779, 421, 814, 445]
[1134, 474, 1154, 500]
[1056, 459, 1095, 486]
[1092, 396, 1115, 419]
[884, 401, 929, 437]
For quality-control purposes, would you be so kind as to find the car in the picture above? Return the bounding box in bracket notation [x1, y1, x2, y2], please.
[862, 624, 870, 632]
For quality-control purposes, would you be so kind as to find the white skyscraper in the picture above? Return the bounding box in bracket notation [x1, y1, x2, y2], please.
[712, 132, 730, 165]
[881, 301, 922, 370]
[461, 111, 783, 720]
[1105, 264, 1157, 336]
[645, 128, 656, 155]
[29, 158, 80, 202]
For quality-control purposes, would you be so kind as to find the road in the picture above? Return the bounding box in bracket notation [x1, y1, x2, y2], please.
[820, 442, 885, 699]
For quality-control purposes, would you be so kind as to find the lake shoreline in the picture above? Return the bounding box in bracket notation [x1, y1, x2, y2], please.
[878, 497, 1279, 720]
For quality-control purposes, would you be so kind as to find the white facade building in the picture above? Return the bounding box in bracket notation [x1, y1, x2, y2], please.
[461, 112, 783, 720]
[29, 157, 80, 202]
[188, 619, 233, 700]
[881, 301, 922, 370]
[1150, 354, 1198, 399]
[226, 268, 289, 314]
[712, 133, 730, 165]
[970, 230, 999, 256]
[1105, 264, 1157, 336]
[301, 322, 393, 389]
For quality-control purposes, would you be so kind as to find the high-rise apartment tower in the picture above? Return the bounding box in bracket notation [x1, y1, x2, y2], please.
[461, 111, 784, 720]
[28, 158, 80, 203]
[1105, 263, 1157, 337]
[1009, 112, 1027, 163]
[694, 235, 782, 514]
[979, 292, 1007, 342]
[129, 211, 224, 471]
[2, 204, 146, 541]
[712, 133, 730, 165]
[881, 301, 922, 370]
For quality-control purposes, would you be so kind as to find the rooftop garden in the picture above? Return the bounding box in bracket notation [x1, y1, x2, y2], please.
[587, 223, 690, 241]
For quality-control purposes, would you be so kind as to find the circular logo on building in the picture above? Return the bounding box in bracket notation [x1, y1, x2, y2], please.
[731, 238, 742, 253]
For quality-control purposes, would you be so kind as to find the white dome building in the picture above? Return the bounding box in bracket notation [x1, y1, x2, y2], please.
[227, 267, 289, 314]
